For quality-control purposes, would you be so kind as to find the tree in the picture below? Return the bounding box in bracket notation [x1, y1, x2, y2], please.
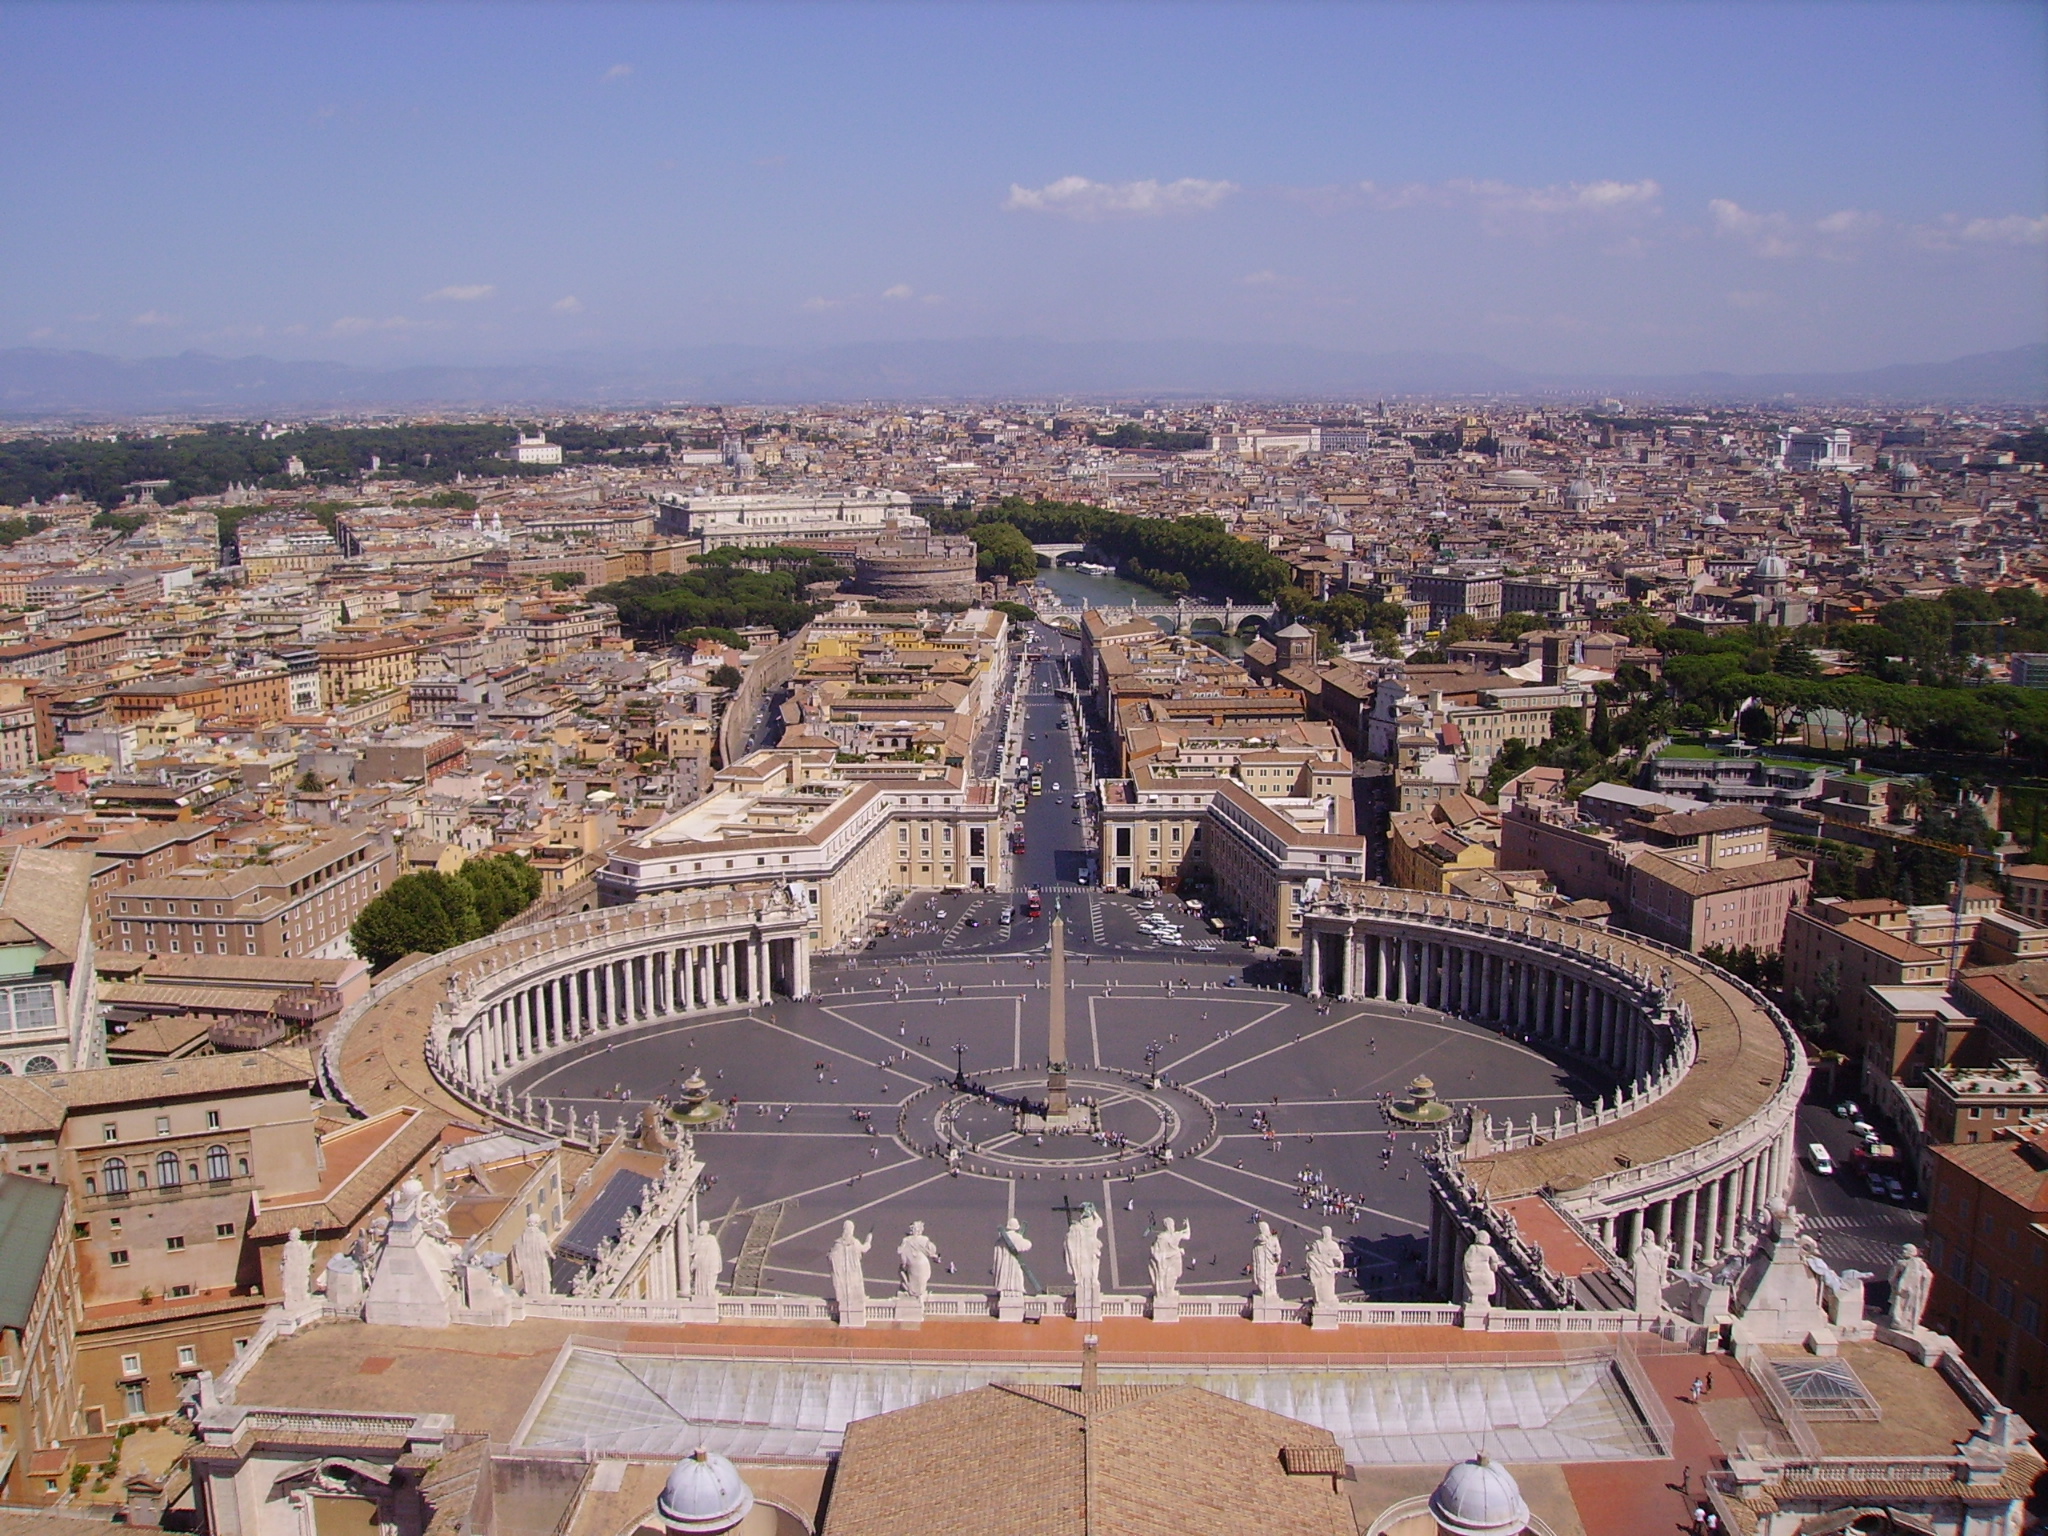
[709, 664, 744, 689]
[968, 521, 1038, 582]
[295, 771, 325, 793]
[349, 856, 540, 970]
[349, 872, 481, 969]
[548, 571, 585, 590]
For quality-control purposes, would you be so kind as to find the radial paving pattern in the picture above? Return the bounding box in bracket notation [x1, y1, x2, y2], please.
[505, 951, 1600, 1306]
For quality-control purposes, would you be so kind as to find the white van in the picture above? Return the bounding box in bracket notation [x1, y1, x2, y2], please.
[1805, 1143, 1835, 1176]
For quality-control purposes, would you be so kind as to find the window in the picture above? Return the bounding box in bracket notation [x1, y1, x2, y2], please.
[108, 1249, 129, 1266]
[102, 1157, 128, 1194]
[102, 1123, 118, 1143]
[168, 1284, 192, 1298]
[155, 1116, 171, 1137]
[205, 1110, 220, 1129]
[176, 1345, 196, 1368]
[156, 1151, 181, 1187]
[206, 1145, 230, 1180]
[164, 1235, 184, 1252]
[237, 1156, 249, 1177]
[215, 1222, 236, 1239]
[119, 1354, 141, 1376]
[123, 1385, 145, 1418]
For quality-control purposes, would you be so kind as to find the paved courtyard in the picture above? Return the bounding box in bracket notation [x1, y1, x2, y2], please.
[507, 949, 1600, 1307]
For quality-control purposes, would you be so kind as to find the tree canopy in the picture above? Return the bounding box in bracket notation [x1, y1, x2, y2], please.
[591, 548, 847, 644]
[349, 854, 542, 970]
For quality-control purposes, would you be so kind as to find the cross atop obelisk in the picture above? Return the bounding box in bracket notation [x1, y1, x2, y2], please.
[1046, 906, 1070, 1115]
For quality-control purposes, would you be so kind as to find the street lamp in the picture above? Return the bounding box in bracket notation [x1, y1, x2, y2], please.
[953, 1042, 967, 1088]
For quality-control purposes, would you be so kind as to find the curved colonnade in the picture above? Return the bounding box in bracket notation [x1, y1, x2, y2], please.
[321, 889, 814, 1134]
[1301, 887, 1808, 1301]
[322, 878, 1804, 1319]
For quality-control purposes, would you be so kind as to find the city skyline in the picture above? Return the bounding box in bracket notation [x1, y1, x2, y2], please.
[3, 0, 2044, 381]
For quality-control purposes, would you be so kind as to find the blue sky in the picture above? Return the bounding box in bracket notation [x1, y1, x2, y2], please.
[3, 0, 2044, 375]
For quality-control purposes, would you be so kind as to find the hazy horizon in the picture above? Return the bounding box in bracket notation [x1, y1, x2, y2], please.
[4, 1, 2045, 381]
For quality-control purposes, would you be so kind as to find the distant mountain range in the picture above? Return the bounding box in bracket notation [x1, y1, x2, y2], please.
[0, 339, 2041, 417]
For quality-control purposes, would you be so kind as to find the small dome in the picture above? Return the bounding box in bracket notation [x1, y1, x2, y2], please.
[1428, 1454, 1531, 1536]
[1754, 552, 1789, 580]
[1894, 458, 1921, 481]
[658, 1448, 755, 1535]
[1274, 622, 1314, 639]
[1491, 470, 1543, 490]
[1701, 509, 1728, 527]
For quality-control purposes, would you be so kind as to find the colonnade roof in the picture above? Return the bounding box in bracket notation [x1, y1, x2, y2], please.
[1316, 891, 1797, 1203]
[328, 894, 793, 1120]
[1465, 955, 1787, 1200]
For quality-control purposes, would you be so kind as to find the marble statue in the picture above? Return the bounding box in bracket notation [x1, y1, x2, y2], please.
[511, 1213, 554, 1298]
[828, 1221, 872, 1324]
[1886, 1243, 1933, 1333]
[1307, 1226, 1344, 1310]
[1631, 1230, 1670, 1314]
[994, 1217, 1032, 1296]
[897, 1221, 940, 1300]
[1250, 1221, 1283, 1301]
[1461, 1232, 1504, 1308]
[1148, 1218, 1190, 1303]
[690, 1219, 723, 1303]
[1065, 1203, 1104, 1314]
[281, 1227, 313, 1314]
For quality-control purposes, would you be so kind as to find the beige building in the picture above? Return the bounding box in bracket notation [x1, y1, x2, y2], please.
[599, 749, 1004, 948]
[317, 637, 422, 709]
[102, 825, 395, 961]
[1387, 794, 1500, 893]
[0, 1174, 80, 1500]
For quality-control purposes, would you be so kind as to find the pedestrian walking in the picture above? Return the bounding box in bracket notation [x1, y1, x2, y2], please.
[1689, 1376, 1705, 1404]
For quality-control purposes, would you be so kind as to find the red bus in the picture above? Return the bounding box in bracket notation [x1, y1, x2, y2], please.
[1026, 887, 1043, 917]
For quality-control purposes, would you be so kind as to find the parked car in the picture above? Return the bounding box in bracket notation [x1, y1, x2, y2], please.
[1835, 1100, 1862, 1120]
[1805, 1143, 1835, 1176]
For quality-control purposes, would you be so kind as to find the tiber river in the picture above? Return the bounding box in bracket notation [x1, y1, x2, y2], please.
[1025, 550, 1248, 656]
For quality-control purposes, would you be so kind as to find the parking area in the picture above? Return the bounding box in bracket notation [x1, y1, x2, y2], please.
[1785, 1096, 1926, 1285]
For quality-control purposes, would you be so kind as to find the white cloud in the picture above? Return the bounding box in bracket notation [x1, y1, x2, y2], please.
[1446, 177, 1661, 215]
[1004, 175, 1237, 219]
[551, 295, 584, 313]
[601, 63, 632, 82]
[881, 283, 915, 301]
[424, 284, 495, 303]
[800, 296, 843, 312]
[1958, 214, 2048, 245]
[1240, 269, 1281, 286]
[330, 315, 422, 335]
[1709, 199, 1803, 258]
[130, 310, 181, 327]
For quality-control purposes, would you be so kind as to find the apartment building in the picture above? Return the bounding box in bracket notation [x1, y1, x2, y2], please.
[0, 683, 37, 773]
[316, 636, 423, 708]
[0, 849, 104, 1075]
[1387, 794, 1500, 894]
[108, 670, 292, 730]
[1782, 900, 1949, 1077]
[1501, 796, 1809, 956]
[101, 825, 395, 961]
[2005, 865, 2048, 925]
[1407, 567, 1503, 629]
[1924, 1122, 2048, 1432]
[0, 1174, 80, 1499]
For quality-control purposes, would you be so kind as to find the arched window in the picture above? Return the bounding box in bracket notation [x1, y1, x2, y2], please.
[103, 1157, 128, 1194]
[156, 1151, 181, 1188]
[0, 1062, 13, 1076]
[22, 1056, 56, 1074]
[206, 1145, 230, 1181]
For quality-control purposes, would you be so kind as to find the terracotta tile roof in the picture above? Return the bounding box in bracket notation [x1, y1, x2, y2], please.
[824, 1382, 1354, 1536]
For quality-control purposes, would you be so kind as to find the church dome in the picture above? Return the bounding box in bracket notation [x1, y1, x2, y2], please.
[1491, 469, 1543, 490]
[657, 1448, 755, 1535]
[1701, 508, 1728, 527]
[1428, 1454, 1531, 1536]
[1753, 551, 1789, 581]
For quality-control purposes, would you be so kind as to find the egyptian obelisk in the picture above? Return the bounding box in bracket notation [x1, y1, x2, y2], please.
[1046, 908, 1070, 1115]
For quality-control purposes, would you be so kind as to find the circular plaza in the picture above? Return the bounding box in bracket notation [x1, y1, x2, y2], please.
[487, 943, 1594, 1309]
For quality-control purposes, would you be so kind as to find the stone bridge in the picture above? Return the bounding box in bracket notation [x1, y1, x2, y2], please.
[1029, 592, 1283, 632]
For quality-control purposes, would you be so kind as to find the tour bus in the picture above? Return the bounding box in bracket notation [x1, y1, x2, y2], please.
[1026, 887, 1043, 918]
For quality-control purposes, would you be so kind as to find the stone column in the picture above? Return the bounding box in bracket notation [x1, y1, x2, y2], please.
[1699, 1177, 1722, 1265]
